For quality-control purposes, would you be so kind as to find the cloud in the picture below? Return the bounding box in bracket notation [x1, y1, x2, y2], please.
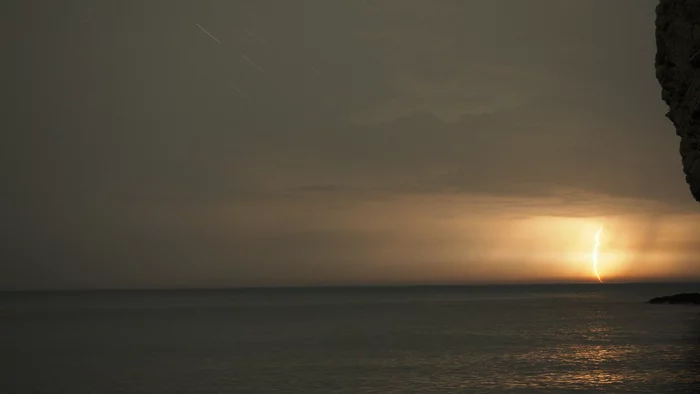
[349, 68, 538, 124]
[293, 184, 341, 193]
[2, 0, 693, 289]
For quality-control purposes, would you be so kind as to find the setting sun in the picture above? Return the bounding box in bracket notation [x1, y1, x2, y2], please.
[593, 227, 603, 283]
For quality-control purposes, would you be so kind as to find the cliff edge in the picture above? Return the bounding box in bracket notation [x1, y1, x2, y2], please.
[656, 0, 700, 202]
[648, 293, 700, 304]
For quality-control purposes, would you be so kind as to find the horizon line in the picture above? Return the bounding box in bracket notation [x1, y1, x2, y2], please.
[3, 279, 700, 293]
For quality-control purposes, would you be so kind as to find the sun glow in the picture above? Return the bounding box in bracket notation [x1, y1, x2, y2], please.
[593, 226, 603, 283]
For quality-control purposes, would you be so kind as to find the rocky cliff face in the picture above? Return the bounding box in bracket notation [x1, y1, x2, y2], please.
[656, 0, 700, 202]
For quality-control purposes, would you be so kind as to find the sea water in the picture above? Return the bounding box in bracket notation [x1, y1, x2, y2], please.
[2, 283, 700, 393]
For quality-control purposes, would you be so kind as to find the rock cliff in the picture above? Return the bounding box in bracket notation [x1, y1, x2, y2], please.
[656, 0, 700, 202]
[648, 293, 700, 304]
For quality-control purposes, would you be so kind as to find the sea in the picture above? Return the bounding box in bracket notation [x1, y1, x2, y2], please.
[3, 283, 700, 393]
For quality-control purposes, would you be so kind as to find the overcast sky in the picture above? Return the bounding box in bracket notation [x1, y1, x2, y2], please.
[3, 0, 699, 290]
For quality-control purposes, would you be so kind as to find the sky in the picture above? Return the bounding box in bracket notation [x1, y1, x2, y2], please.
[3, 0, 700, 290]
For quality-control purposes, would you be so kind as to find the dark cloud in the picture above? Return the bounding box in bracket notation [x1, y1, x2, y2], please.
[2, 0, 696, 289]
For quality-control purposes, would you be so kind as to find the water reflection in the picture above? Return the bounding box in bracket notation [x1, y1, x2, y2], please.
[7, 285, 700, 393]
[678, 313, 700, 392]
[538, 370, 627, 388]
[492, 314, 690, 391]
[538, 345, 631, 389]
[503, 344, 636, 389]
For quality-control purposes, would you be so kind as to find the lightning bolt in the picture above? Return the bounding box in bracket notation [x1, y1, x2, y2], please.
[593, 226, 603, 283]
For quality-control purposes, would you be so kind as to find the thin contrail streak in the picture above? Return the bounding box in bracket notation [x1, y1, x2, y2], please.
[240, 53, 266, 75]
[196, 24, 221, 44]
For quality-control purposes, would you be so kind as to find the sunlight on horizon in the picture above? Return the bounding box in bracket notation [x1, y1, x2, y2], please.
[221, 191, 700, 286]
[593, 227, 603, 283]
[500, 214, 681, 283]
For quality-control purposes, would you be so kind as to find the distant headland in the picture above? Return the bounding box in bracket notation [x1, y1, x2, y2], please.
[647, 293, 700, 305]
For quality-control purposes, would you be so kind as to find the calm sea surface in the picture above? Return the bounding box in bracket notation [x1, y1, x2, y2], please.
[3, 283, 700, 393]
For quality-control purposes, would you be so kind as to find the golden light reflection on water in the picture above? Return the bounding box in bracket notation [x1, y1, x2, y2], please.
[548, 320, 629, 386]
[480, 315, 665, 390]
[537, 345, 636, 388]
[539, 370, 627, 386]
[499, 343, 644, 389]
[347, 306, 699, 392]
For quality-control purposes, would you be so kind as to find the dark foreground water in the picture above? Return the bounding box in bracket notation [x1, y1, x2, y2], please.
[3, 283, 700, 393]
